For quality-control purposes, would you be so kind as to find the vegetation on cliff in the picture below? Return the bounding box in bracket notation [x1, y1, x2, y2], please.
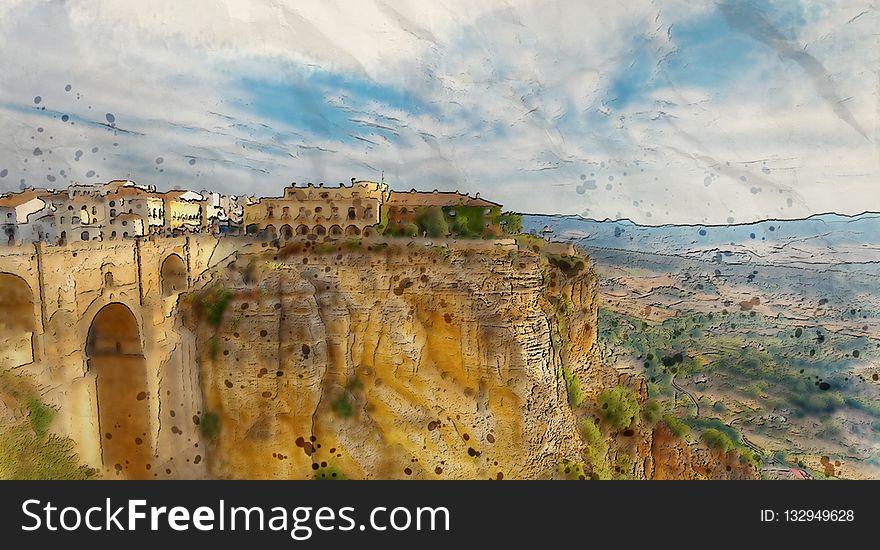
[597, 386, 640, 431]
[0, 368, 95, 480]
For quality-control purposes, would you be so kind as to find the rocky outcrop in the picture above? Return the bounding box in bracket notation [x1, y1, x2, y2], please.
[186, 241, 585, 479]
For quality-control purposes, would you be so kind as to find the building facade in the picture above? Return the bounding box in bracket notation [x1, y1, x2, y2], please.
[244, 179, 388, 239]
[163, 190, 203, 233]
[0, 190, 52, 245]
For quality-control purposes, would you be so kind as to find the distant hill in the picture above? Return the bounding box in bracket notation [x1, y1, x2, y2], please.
[523, 212, 880, 268]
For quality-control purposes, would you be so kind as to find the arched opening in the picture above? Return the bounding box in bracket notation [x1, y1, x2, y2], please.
[313, 225, 326, 236]
[296, 224, 309, 235]
[160, 254, 187, 296]
[264, 224, 277, 240]
[345, 225, 361, 236]
[347, 207, 357, 220]
[281, 224, 293, 240]
[0, 273, 36, 367]
[329, 224, 343, 236]
[362, 226, 375, 237]
[104, 272, 114, 288]
[87, 303, 151, 478]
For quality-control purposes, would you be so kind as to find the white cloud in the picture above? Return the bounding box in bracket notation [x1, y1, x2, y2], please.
[0, 0, 876, 224]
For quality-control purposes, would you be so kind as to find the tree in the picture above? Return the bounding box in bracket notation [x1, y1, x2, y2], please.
[701, 428, 734, 452]
[415, 206, 450, 238]
[597, 386, 640, 431]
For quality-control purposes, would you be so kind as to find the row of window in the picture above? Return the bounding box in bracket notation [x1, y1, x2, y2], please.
[263, 224, 374, 238]
[265, 206, 374, 221]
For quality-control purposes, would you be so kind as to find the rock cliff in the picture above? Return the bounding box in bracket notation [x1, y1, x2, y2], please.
[184, 239, 757, 480]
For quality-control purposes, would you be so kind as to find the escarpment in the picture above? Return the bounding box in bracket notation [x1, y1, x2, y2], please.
[179, 239, 757, 480]
[185, 241, 585, 479]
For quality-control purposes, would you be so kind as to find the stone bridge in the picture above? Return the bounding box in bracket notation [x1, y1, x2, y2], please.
[0, 236, 246, 479]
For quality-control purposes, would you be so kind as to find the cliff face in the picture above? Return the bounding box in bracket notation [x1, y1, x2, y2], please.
[187, 241, 587, 479]
[183, 239, 758, 480]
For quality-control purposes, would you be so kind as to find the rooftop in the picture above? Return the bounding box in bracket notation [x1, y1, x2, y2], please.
[388, 190, 501, 208]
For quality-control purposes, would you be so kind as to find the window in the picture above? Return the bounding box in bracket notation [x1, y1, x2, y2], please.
[59, 216, 64, 224]
[109, 200, 115, 207]
[81, 231, 89, 241]
[266, 206, 274, 218]
[282, 206, 290, 218]
[110, 209, 116, 217]
[92, 206, 96, 215]
[348, 207, 356, 220]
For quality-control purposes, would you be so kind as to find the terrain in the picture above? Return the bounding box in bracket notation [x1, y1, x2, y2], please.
[1, 235, 755, 479]
[525, 213, 880, 479]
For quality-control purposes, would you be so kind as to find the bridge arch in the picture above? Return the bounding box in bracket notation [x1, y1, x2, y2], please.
[0, 273, 36, 367]
[86, 302, 151, 478]
[0, 273, 34, 331]
[160, 253, 187, 296]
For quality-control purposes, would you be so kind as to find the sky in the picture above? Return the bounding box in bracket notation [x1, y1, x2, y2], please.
[0, 0, 877, 224]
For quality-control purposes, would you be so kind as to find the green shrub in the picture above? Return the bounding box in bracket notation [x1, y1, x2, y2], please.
[332, 393, 354, 418]
[597, 386, 640, 431]
[642, 399, 662, 424]
[662, 414, 691, 438]
[701, 428, 735, 452]
[579, 419, 611, 479]
[200, 412, 221, 440]
[739, 447, 761, 467]
[415, 206, 450, 238]
[562, 365, 584, 408]
[193, 286, 234, 328]
[499, 213, 523, 234]
[28, 399, 56, 439]
[557, 459, 588, 480]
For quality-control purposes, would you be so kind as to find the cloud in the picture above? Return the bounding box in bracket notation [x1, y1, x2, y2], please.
[0, 0, 876, 224]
